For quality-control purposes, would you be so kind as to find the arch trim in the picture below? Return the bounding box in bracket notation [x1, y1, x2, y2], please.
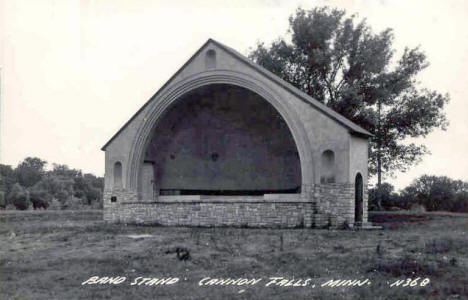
[126, 70, 315, 198]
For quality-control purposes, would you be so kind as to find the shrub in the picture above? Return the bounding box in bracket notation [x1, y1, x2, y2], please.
[62, 196, 85, 210]
[30, 198, 49, 210]
[48, 198, 62, 210]
[368, 182, 407, 210]
[8, 183, 30, 210]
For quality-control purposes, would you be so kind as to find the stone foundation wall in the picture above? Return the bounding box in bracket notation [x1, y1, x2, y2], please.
[103, 183, 368, 228]
[105, 200, 313, 228]
[313, 183, 354, 227]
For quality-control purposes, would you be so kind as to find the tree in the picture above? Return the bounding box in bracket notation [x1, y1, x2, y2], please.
[50, 163, 81, 179]
[29, 181, 54, 203]
[16, 157, 47, 188]
[248, 7, 449, 209]
[368, 182, 401, 210]
[41, 174, 74, 205]
[8, 183, 30, 210]
[401, 175, 468, 212]
[82, 173, 104, 204]
[0, 164, 17, 196]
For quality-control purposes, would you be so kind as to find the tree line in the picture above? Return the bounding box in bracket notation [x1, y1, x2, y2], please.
[369, 175, 468, 213]
[1, 157, 467, 213]
[0, 157, 103, 210]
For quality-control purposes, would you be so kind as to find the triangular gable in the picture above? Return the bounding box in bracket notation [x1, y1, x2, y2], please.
[101, 39, 372, 151]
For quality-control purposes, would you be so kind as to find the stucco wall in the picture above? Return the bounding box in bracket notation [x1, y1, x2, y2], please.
[349, 135, 369, 182]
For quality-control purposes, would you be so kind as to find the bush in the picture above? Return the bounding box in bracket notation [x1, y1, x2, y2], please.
[368, 182, 407, 210]
[30, 198, 49, 210]
[61, 197, 85, 210]
[8, 183, 30, 210]
[48, 198, 62, 210]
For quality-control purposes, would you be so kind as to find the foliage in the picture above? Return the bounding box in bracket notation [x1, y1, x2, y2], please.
[401, 175, 468, 212]
[0, 164, 17, 196]
[368, 176, 468, 213]
[0, 157, 104, 210]
[74, 173, 104, 205]
[248, 7, 449, 181]
[15, 157, 47, 188]
[61, 196, 86, 210]
[8, 183, 30, 210]
[368, 182, 404, 210]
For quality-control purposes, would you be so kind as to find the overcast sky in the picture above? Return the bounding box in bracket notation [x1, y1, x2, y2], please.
[1, 0, 467, 190]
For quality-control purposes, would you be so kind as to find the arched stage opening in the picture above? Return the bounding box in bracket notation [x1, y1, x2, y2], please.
[141, 84, 302, 198]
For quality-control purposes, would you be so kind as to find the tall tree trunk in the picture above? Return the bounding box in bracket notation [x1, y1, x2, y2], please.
[377, 146, 382, 210]
[376, 100, 383, 211]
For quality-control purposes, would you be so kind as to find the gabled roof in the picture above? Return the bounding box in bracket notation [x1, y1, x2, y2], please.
[101, 38, 372, 151]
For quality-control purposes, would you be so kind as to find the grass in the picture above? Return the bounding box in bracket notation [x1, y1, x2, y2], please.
[0, 210, 467, 299]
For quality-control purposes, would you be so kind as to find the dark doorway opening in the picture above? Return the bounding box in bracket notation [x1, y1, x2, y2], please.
[355, 173, 363, 224]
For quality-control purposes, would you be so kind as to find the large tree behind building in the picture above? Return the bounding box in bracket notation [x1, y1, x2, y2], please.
[248, 7, 449, 209]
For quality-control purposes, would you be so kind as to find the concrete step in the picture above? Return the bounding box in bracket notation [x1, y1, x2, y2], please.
[353, 222, 383, 230]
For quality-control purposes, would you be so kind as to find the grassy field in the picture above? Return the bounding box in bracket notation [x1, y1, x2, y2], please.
[0, 210, 467, 300]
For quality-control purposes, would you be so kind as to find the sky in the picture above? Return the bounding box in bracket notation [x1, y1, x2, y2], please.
[1, 0, 467, 190]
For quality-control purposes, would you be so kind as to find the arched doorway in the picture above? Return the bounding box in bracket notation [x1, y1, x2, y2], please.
[355, 173, 363, 224]
[143, 84, 302, 196]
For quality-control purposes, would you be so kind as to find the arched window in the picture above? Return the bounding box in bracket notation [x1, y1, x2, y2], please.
[205, 49, 217, 69]
[114, 161, 122, 189]
[320, 150, 335, 183]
